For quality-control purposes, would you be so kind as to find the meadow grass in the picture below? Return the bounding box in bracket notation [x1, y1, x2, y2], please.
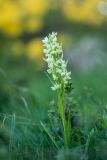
[0, 43, 107, 159]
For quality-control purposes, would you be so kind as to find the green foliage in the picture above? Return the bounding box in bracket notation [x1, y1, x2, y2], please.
[0, 34, 107, 159]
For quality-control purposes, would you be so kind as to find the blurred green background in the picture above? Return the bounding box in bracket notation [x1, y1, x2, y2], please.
[0, 0, 107, 159]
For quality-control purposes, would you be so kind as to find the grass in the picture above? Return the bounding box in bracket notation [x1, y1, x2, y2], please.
[0, 52, 107, 159]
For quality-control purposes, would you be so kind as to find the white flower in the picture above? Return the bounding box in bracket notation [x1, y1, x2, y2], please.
[42, 37, 48, 44]
[51, 84, 60, 91]
[52, 74, 57, 80]
[61, 72, 65, 76]
[42, 32, 71, 91]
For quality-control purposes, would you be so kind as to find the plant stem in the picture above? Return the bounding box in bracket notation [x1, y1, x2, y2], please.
[58, 91, 71, 146]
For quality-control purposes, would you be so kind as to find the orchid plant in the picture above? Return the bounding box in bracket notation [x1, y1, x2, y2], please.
[42, 32, 72, 146]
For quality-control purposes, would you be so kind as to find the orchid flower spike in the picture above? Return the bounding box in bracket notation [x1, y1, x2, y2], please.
[42, 32, 71, 91]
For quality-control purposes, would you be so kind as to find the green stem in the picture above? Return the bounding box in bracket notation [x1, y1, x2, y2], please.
[58, 91, 71, 146]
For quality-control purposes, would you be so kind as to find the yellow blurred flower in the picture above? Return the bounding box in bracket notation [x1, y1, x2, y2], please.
[0, 0, 50, 37]
[25, 18, 43, 33]
[0, 1, 22, 36]
[22, 0, 50, 16]
[63, 0, 104, 25]
[2, 23, 22, 36]
[21, 0, 50, 33]
[26, 38, 45, 69]
[26, 38, 43, 59]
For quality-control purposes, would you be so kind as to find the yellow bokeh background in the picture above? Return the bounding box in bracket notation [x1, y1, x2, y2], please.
[63, 0, 105, 25]
[0, 0, 106, 36]
[0, 0, 107, 69]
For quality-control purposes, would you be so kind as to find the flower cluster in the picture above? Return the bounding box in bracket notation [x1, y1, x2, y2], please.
[42, 32, 71, 91]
